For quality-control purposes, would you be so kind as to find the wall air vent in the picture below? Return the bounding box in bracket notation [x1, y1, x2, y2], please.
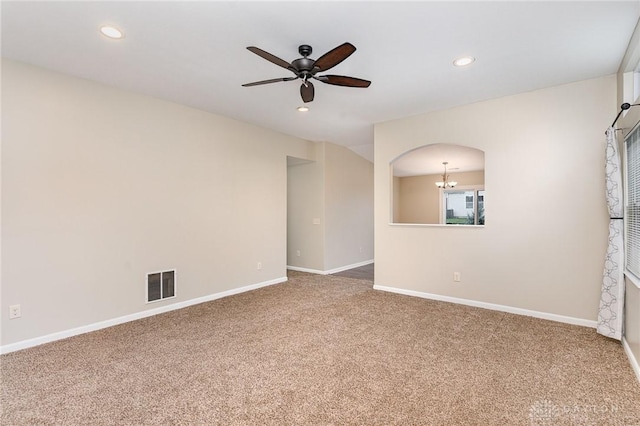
[147, 270, 176, 303]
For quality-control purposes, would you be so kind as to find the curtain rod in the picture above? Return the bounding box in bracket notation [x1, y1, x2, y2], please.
[611, 102, 640, 128]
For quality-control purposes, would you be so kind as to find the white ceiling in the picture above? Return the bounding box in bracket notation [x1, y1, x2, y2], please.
[2, 1, 639, 163]
[392, 144, 484, 177]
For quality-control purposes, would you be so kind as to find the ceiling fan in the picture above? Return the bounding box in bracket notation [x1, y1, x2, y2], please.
[242, 42, 371, 103]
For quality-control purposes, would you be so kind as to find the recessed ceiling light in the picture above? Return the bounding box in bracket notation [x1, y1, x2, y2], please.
[297, 106, 309, 112]
[100, 26, 124, 39]
[453, 56, 475, 67]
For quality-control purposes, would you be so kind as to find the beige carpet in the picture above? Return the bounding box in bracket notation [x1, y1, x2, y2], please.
[2, 271, 640, 425]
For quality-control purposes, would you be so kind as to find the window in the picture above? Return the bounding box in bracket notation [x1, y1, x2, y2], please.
[465, 195, 473, 209]
[627, 126, 640, 278]
[442, 187, 485, 225]
[147, 270, 176, 303]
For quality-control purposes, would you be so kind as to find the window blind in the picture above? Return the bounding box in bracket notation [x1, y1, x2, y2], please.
[626, 125, 640, 278]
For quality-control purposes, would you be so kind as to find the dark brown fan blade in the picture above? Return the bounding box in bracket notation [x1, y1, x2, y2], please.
[315, 75, 371, 88]
[313, 43, 356, 72]
[300, 81, 314, 103]
[242, 77, 297, 87]
[246, 46, 292, 70]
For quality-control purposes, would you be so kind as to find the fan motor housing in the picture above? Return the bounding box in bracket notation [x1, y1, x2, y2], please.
[291, 57, 316, 74]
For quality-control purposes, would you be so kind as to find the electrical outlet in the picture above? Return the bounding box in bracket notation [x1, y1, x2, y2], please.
[453, 272, 461, 282]
[9, 304, 21, 319]
[296, 250, 301, 257]
[257, 262, 262, 270]
[359, 246, 363, 253]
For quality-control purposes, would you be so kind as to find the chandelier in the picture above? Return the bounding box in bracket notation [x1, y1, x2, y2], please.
[435, 161, 457, 188]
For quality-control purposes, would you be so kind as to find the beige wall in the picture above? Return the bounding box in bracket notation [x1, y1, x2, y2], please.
[375, 75, 615, 321]
[396, 171, 484, 224]
[1, 60, 316, 346]
[324, 142, 374, 270]
[287, 142, 374, 272]
[393, 176, 401, 221]
[287, 145, 325, 271]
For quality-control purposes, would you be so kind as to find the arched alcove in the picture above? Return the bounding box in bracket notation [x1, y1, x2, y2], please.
[391, 144, 485, 225]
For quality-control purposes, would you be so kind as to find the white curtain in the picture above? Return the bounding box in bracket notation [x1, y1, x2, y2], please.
[597, 127, 625, 340]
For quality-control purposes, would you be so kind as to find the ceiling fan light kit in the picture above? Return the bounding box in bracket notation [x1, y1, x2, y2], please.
[242, 42, 371, 103]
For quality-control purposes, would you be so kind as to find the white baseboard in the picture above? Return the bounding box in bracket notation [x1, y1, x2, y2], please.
[373, 285, 598, 329]
[623, 337, 640, 384]
[286, 265, 325, 274]
[0, 276, 288, 355]
[325, 259, 374, 275]
[287, 259, 374, 276]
